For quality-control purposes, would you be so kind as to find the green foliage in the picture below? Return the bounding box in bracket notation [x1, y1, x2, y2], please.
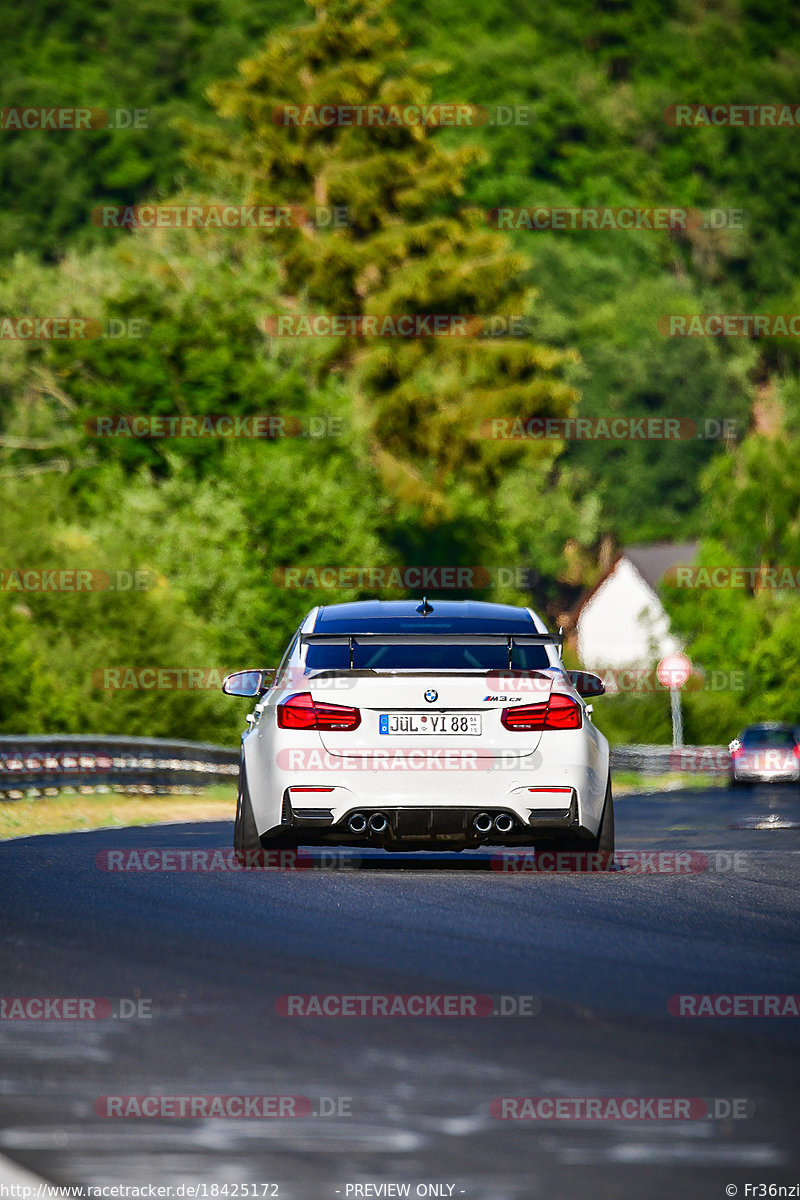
[660, 429, 800, 740]
[1, 0, 799, 744]
[0, 232, 345, 480]
[5, 0, 800, 537]
[701, 432, 800, 564]
[181, 0, 579, 518]
[0, 471, 233, 739]
[0, 440, 396, 741]
[590, 694, 673, 748]
[392, 0, 800, 539]
[0, 0, 298, 260]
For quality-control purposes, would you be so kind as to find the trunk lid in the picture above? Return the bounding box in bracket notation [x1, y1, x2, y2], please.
[305, 671, 555, 759]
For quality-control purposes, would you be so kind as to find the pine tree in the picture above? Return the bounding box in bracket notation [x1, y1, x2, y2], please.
[183, 0, 579, 520]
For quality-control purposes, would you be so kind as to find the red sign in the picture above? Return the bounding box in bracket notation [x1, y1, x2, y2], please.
[657, 652, 693, 689]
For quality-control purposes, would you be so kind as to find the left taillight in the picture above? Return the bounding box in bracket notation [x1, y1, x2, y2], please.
[501, 693, 582, 731]
[277, 692, 361, 731]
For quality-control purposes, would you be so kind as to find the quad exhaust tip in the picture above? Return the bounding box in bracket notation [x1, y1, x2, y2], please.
[474, 811, 515, 835]
[350, 810, 514, 836]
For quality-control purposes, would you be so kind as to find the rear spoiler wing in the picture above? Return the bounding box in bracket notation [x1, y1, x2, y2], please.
[300, 630, 563, 670]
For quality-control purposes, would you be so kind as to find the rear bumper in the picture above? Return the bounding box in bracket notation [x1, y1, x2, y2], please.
[243, 719, 610, 844]
[733, 767, 800, 783]
[284, 791, 584, 845]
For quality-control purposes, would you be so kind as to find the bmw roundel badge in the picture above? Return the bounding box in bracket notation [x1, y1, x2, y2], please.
[424, 689, 438, 703]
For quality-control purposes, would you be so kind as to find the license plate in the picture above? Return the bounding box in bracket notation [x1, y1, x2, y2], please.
[379, 712, 481, 735]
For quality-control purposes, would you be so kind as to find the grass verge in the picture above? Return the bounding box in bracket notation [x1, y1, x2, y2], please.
[0, 773, 729, 840]
[0, 784, 236, 840]
[612, 771, 727, 794]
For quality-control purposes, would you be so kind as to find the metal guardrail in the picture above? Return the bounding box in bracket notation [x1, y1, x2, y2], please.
[0, 736, 730, 800]
[611, 745, 729, 774]
[0, 735, 238, 799]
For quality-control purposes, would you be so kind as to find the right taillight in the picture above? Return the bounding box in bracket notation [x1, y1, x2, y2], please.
[501, 694, 582, 731]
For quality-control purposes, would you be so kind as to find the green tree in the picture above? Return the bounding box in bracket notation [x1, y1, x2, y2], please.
[661, 423, 800, 740]
[182, 0, 579, 519]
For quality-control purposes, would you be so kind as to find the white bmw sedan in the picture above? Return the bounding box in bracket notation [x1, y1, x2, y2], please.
[222, 599, 613, 859]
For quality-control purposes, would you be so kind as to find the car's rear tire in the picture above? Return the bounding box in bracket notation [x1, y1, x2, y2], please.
[234, 766, 299, 862]
[233, 764, 261, 854]
[545, 777, 614, 869]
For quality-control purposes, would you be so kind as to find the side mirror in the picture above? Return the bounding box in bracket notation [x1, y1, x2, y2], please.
[222, 669, 271, 698]
[568, 670, 606, 698]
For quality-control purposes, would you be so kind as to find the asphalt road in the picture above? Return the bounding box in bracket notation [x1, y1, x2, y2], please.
[2, 785, 800, 1199]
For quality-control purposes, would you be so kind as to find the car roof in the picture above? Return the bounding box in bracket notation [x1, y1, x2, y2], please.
[311, 599, 543, 634]
[739, 722, 800, 739]
[741, 722, 797, 731]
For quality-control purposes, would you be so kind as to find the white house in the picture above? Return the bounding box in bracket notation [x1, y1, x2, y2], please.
[573, 542, 698, 671]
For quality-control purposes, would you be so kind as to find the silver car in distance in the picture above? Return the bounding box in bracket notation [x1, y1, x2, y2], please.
[729, 722, 800, 787]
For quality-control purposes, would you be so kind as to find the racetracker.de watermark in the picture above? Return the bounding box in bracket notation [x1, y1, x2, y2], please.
[491, 850, 749, 874]
[271, 103, 532, 127]
[481, 668, 749, 696]
[0, 997, 152, 1020]
[664, 104, 800, 127]
[0, 569, 156, 593]
[92, 666, 361, 692]
[491, 207, 748, 230]
[92, 205, 347, 229]
[94, 848, 357, 871]
[85, 414, 344, 439]
[91, 668, 226, 690]
[275, 993, 539, 1016]
[668, 748, 732, 773]
[659, 314, 800, 337]
[0, 318, 146, 340]
[565, 667, 749, 694]
[1, 107, 149, 130]
[669, 995, 800, 1017]
[274, 748, 521, 772]
[94, 1095, 325, 1118]
[664, 566, 800, 589]
[479, 417, 735, 440]
[487, 207, 744, 231]
[271, 565, 536, 589]
[490, 1096, 753, 1119]
[262, 314, 528, 338]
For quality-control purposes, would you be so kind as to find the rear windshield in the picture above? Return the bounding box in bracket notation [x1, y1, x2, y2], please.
[305, 642, 551, 671]
[741, 728, 798, 748]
